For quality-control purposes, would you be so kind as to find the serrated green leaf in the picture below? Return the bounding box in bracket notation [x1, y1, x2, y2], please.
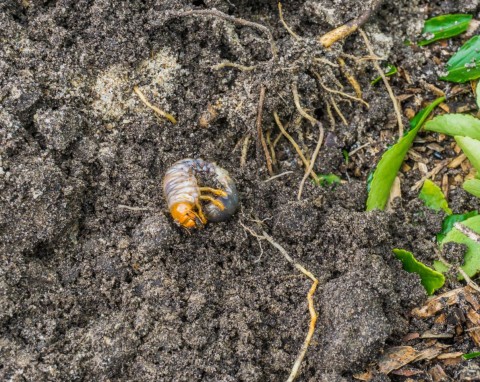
[393, 249, 445, 295]
[418, 14, 472, 46]
[464, 178, 480, 198]
[371, 64, 398, 85]
[425, 114, 480, 140]
[366, 97, 445, 211]
[455, 135, 480, 172]
[440, 35, 480, 83]
[441, 215, 480, 277]
[437, 210, 479, 242]
[463, 352, 480, 360]
[419, 179, 452, 214]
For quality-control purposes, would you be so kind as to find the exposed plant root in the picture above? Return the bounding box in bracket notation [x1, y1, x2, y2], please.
[326, 101, 336, 129]
[314, 73, 369, 107]
[171, 9, 277, 59]
[278, 2, 301, 41]
[257, 85, 274, 176]
[318, 0, 384, 48]
[329, 95, 348, 125]
[291, 82, 318, 126]
[274, 111, 318, 181]
[241, 134, 251, 167]
[338, 57, 363, 99]
[359, 28, 404, 137]
[239, 222, 319, 382]
[297, 121, 324, 200]
[314, 57, 339, 67]
[263, 171, 294, 183]
[133, 86, 177, 124]
[212, 61, 257, 71]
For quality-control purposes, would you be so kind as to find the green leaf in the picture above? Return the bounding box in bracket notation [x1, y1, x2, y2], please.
[425, 114, 480, 140]
[366, 97, 446, 211]
[477, 81, 480, 109]
[463, 352, 480, 360]
[441, 215, 480, 277]
[342, 149, 349, 164]
[464, 178, 480, 198]
[433, 260, 450, 273]
[371, 64, 398, 85]
[455, 135, 480, 172]
[393, 249, 445, 295]
[418, 14, 472, 46]
[315, 173, 341, 187]
[440, 35, 480, 83]
[437, 210, 479, 242]
[419, 179, 452, 214]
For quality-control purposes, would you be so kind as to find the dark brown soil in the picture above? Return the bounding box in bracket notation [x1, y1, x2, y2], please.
[1, 0, 480, 381]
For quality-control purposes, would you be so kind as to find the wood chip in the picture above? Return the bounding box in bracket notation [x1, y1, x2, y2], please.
[414, 345, 445, 362]
[429, 365, 450, 382]
[404, 107, 416, 120]
[412, 288, 464, 318]
[437, 352, 464, 360]
[465, 286, 480, 310]
[418, 162, 429, 176]
[378, 346, 418, 374]
[454, 144, 462, 154]
[466, 308, 480, 346]
[408, 149, 427, 163]
[448, 154, 467, 169]
[353, 370, 373, 381]
[438, 103, 450, 113]
[427, 143, 444, 152]
[402, 332, 420, 342]
[391, 367, 424, 377]
[461, 160, 472, 173]
[386, 176, 401, 211]
[423, 82, 445, 97]
[402, 163, 412, 172]
[442, 174, 449, 199]
[420, 331, 453, 339]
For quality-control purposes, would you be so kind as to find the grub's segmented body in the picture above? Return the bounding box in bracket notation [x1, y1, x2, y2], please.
[163, 159, 239, 228]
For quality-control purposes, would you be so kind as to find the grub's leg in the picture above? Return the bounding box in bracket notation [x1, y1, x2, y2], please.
[195, 201, 208, 224]
[199, 187, 228, 197]
[200, 195, 225, 211]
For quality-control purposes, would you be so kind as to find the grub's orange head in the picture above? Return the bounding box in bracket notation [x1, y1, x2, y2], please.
[170, 202, 203, 229]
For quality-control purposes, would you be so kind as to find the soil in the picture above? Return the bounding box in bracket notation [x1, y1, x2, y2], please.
[1, 0, 480, 381]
